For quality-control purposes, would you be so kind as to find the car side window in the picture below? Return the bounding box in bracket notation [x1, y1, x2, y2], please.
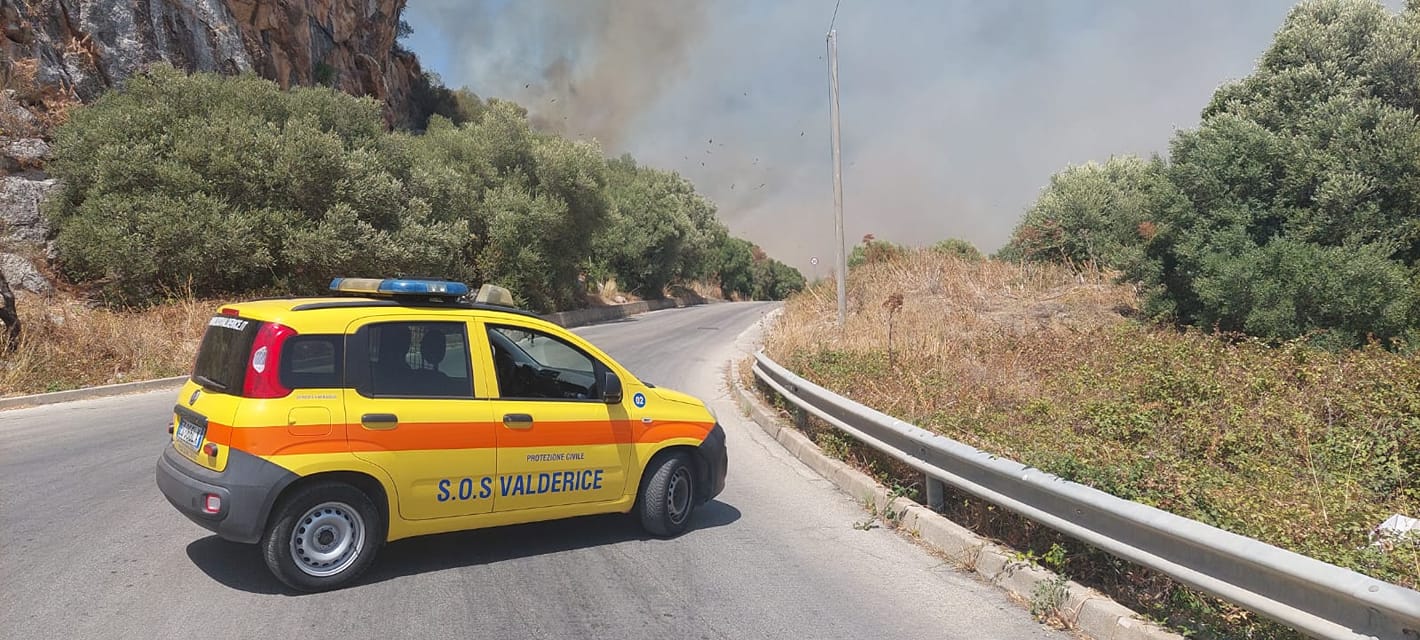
[363, 322, 473, 399]
[280, 335, 343, 389]
[487, 325, 601, 400]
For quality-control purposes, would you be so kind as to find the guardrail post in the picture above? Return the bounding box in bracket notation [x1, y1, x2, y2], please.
[925, 475, 946, 512]
[792, 406, 808, 430]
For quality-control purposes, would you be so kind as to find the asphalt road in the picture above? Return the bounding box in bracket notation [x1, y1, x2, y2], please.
[0, 302, 1063, 640]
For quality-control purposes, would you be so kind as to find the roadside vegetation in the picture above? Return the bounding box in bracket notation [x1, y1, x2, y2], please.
[40, 65, 803, 312]
[0, 291, 215, 396]
[764, 248, 1418, 637]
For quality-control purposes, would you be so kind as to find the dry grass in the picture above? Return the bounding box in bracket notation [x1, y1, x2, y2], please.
[584, 277, 721, 307]
[584, 277, 641, 306]
[676, 279, 724, 302]
[767, 251, 1139, 419]
[0, 58, 43, 138]
[765, 248, 1419, 638]
[1, 56, 38, 100]
[0, 292, 218, 396]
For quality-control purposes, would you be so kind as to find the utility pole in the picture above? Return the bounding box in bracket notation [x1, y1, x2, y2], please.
[827, 28, 847, 327]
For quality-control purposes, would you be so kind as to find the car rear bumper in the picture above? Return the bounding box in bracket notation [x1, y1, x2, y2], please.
[695, 423, 728, 503]
[156, 445, 298, 544]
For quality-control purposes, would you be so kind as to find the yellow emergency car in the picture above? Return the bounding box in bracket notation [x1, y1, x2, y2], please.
[156, 278, 727, 592]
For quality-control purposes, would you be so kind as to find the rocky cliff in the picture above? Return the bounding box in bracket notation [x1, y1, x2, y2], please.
[0, 104, 55, 294]
[0, 0, 423, 128]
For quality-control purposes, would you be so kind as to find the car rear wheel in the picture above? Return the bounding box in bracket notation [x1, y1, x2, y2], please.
[638, 452, 695, 537]
[261, 481, 382, 592]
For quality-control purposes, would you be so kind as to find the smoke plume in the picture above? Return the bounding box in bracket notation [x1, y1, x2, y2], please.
[409, 0, 707, 147]
[404, 0, 1407, 275]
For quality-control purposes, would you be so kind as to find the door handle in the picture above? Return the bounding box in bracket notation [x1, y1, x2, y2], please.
[502, 413, 534, 430]
[361, 413, 399, 430]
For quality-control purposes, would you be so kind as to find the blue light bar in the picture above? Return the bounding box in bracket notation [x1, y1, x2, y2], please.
[329, 277, 470, 298]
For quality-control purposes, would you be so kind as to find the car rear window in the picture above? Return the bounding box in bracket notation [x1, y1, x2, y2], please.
[192, 315, 262, 394]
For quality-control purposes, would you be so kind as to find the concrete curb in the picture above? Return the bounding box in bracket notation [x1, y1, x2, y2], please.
[542, 296, 706, 328]
[0, 375, 187, 411]
[0, 298, 715, 411]
[728, 358, 1182, 640]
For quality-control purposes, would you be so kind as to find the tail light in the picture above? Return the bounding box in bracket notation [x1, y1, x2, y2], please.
[242, 322, 297, 398]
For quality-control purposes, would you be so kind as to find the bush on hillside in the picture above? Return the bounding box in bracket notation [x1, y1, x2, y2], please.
[931, 238, 983, 260]
[45, 66, 470, 306]
[45, 66, 800, 310]
[847, 234, 907, 268]
[409, 72, 485, 131]
[752, 257, 806, 300]
[999, 155, 1185, 271]
[1187, 238, 1417, 347]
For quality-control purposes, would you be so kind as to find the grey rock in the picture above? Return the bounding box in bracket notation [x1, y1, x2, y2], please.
[60, 48, 107, 103]
[25, 0, 254, 102]
[0, 252, 52, 294]
[0, 92, 42, 137]
[2, 138, 51, 166]
[13, 1, 421, 128]
[0, 176, 58, 243]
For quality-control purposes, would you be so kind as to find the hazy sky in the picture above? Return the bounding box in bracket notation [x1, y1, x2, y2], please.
[402, 0, 1404, 276]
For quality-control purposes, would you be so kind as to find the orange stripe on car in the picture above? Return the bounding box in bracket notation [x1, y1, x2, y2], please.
[200, 419, 713, 456]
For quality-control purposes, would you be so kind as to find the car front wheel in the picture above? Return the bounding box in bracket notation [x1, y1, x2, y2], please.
[638, 452, 696, 537]
[261, 481, 382, 592]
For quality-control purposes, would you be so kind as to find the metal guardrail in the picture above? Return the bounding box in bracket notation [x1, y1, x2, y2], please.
[752, 351, 1420, 640]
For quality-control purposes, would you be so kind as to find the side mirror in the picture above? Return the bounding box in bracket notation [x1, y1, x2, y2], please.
[602, 371, 623, 404]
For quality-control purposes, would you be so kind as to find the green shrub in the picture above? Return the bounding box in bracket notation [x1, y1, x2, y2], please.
[1189, 239, 1417, 346]
[713, 236, 756, 299]
[848, 235, 907, 268]
[752, 258, 806, 300]
[931, 238, 983, 260]
[1002, 156, 1185, 269]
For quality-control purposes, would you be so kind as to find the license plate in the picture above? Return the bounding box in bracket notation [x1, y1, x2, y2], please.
[175, 418, 206, 451]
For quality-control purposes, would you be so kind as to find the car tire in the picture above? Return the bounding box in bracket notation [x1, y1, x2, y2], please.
[638, 451, 696, 537]
[261, 481, 382, 592]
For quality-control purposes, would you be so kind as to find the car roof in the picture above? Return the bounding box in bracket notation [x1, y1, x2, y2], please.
[220, 296, 550, 333]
